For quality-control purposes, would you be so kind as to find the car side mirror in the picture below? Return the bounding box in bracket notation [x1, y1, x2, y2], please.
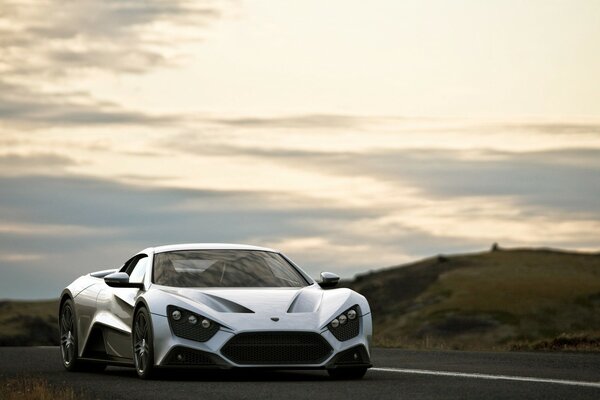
[318, 272, 340, 288]
[104, 272, 144, 289]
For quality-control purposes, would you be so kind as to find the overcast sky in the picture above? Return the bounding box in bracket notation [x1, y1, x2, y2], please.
[1, 0, 599, 299]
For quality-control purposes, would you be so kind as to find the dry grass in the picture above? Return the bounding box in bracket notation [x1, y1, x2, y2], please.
[425, 250, 600, 315]
[0, 376, 81, 400]
[373, 336, 503, 351]
[0, 300, 59, 346]
[510, 332, 600, 352]
[374, 333, 600, 353]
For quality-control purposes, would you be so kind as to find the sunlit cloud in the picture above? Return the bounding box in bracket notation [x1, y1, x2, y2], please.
[0, 253, 45, 263]
[152, 134, 600, 215]
[0, 222, 119, 237]
[0, 81, 176, 128]
[0, 0, 222, 78]
[0, 0, 226, 130]
[0, 152, 77, 175]
[172, 116, 600, 153]
[209, 114, 372, 130]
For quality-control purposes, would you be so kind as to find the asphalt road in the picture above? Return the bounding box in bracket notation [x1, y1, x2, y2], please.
[1, 347, 599, 400]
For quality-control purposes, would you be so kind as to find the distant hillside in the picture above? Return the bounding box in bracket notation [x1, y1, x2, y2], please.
[345, 247, 600, 350]
[0, 300, 58, 346]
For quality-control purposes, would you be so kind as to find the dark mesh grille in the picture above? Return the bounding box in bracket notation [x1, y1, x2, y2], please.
[221, 332, 333, 365]
[328, 306, 360, 341]
[167, 306, 219, 342]
[163, 346, 215, 366]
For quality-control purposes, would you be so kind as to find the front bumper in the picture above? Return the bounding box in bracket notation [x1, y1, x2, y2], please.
[150, 312, 372, 369]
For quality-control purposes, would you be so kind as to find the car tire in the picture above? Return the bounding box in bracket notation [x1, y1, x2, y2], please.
[327, 367, 368, 380]
[59, 299, 106, 373]
[133, 307, 156, 379]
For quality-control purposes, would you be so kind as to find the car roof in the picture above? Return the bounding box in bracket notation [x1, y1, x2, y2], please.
[149, 243, 278, 254]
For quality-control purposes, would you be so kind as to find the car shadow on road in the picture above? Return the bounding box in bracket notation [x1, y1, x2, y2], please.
[103, 367, 333, 382]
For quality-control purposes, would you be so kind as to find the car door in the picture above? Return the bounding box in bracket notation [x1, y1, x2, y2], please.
[95, 254, 149, 358]
[111, 254, 149, 322]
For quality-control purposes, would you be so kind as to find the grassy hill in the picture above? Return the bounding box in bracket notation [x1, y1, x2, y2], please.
[1, 247, 600, 351]
[0, 300, 58, 346]
[345, 247, 600, 350]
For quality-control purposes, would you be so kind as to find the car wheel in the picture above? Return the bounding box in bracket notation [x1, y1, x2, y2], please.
[133, 307, 155, 379]
[60, 299, 106, 372]
[327, 367, 368, 380]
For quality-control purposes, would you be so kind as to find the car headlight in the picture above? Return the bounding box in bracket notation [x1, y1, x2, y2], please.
[167, 305, 219, 342]
[328, 305, 360, 341]
[347, 309, 357, 320]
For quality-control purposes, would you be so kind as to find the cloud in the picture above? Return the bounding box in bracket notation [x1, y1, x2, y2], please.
[0, 221, 118, 237]
[203, 114, 600, 136]
[0, 171, 488, 299]
[1, 0, 222, 77]
[0, 173, 367, 240]
[0, 153, 77, 172]
[0, 81, 175, 128]
[0, 173, 373, 236]
[331, 148, 600, 216]
[0, 253, 44, 263]
[209, 114, 377, 130]
[161, 137, 600, 217]
[0, 0, 225, 129]
[501, 122, 600, 136]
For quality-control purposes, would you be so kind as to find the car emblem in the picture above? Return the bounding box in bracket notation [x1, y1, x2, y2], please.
[271, 317, 279, 322]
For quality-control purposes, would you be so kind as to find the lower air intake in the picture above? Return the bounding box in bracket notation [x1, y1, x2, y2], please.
[221, 332, 333, 365]
[163, 346, 215, 366]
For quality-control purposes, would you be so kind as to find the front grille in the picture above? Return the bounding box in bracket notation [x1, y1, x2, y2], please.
[167, 306, 220, 342]
[163, 346, 215, 366]
[328, 306, 360, 341]
[221, 332, 333, 365]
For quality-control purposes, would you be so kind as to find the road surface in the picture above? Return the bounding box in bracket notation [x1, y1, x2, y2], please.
[0, 347, 599, 399]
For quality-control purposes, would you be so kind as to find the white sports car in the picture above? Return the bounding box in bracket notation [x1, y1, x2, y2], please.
[59, 243, 373, 379]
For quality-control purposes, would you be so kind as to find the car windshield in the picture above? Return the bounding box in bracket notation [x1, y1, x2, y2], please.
[152, 250, 308, 288]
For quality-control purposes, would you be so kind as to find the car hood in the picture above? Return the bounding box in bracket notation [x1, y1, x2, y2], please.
[153, 285, 357, 331]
